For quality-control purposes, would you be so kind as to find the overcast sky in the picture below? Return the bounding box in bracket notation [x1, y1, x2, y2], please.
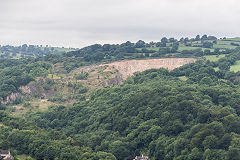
[0, 0, 240, 48]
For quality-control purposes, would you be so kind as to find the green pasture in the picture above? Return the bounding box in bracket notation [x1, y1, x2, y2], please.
[230, 60, 240, 72]
[225, 37, 240, 41]
[204, 54, 225, 62]
[178, 46, 201, 51]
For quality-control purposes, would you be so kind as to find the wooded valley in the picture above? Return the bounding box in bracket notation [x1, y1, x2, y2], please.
[1, 35, 240, 159]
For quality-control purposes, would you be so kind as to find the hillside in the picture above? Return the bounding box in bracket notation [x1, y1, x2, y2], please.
[1, 35, 240, 159]
[2, 53, 240, 159]
[1, 57, 195, 116]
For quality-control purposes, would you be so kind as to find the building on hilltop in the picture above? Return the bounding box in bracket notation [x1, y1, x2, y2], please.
[0, 150, 13, 160]
[133, 155, 150, 160]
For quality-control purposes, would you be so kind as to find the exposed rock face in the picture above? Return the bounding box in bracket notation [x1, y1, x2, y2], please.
[101, 74, 123, 87]
[2, 78, 55, 104]
[2, 92, 23, 105]
[2, 84, 37, 104]
[101, 58, 196, 79]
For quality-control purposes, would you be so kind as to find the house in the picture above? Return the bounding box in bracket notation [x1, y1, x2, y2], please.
[0, 150, 13, 160]
[133, 155, 150, 160]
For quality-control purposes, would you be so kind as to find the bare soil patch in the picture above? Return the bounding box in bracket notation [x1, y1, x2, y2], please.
[101, 58, 196, 79]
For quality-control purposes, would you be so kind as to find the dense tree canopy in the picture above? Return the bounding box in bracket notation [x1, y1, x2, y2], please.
[0, 59, 52, 100]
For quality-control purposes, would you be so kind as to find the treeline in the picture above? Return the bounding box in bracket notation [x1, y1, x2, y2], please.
[1, 35, 234, 73]
[56, 35, 233, 72]
[0, 44, 74, 59]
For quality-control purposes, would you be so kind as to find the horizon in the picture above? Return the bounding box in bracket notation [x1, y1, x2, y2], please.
[0, 35, 239, 49]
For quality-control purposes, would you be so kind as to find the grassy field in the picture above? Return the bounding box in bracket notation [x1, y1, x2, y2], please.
[16, 155, 36, 160]
[213, 44, 237, 49]
[140, 46, 208, 52]
[47, 74, 62, 80]
[178, 45, 201, 51]
[0, 123, 6, 127]
[138, 40, 239, 54]
[146, 47, 159, 51]
[214, 67, 219, 71]
[215, 40, 237, 48]
[136, 47, 160, 52]
[230, 60, 240, 72]
[215, 39, 240, 49]
[217, 40, 232, 45]
[12, 99, 60, 116]
[178, 45, 214, 52]
[225, 37, 240, 41]
[204, 55, 225, 62]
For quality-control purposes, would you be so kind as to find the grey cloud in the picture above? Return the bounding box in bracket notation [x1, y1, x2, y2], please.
[0, 0, 240, 47]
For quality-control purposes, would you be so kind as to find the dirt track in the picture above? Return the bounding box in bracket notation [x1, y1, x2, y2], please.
[102, 58, 196, 79]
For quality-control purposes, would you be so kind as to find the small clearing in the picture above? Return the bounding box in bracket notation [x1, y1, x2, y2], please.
[230, 60, 240, 72]
[204, 55, 225, 62]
